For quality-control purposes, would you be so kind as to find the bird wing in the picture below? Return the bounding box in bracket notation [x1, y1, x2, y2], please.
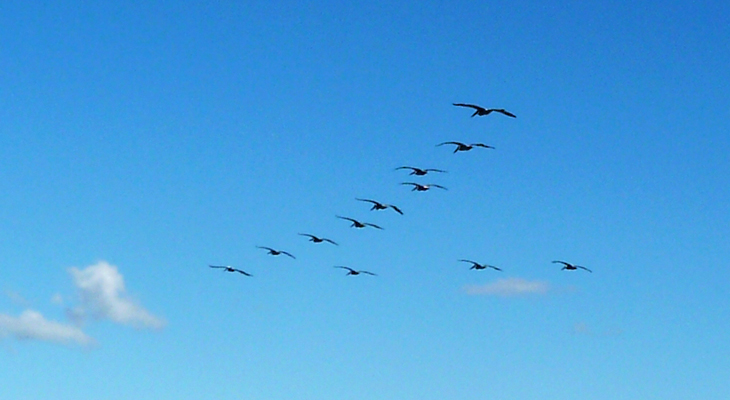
[337, 216, 356, 223]
[298, 233, 314, 239]
[323, 238, 339, 245]
[437, 141, 462, 147]
[426, 168, 447, 173]
[400, 182, 417, 187]
[257, 246, 274, 251]
[389, 205, 404, 215]
[473, 143, 495, 149]
[334, 266, 355, 272]
[395, 166, 414, 171]
[365, 222, 383, 230]
[494, 109, 516, 118]
[453, 103, 485, 111]
[233, 269, 252, 276]
[459, 259, 478, 266]
[209, 265, 228, 269]
[487, 265, 503, 271]
[356, 198, 379, 205]
[360, 271, 377, 276]
[577, 266, 592, 273]
[552, 260, 571, 267]
[430, 184, 448, 190]
[281, 251, 296, 259]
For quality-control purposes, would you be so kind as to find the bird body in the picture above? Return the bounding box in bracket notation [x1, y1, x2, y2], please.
[257, 246, 296, 259]
[209, 265, 253, 276]
[298, 233, 338, 245]
[401, 182, 447, 192]
[459, 260, 502, 271]
[356, 198, 403, 215]
[395, 166, 447, 176]
[437, 141, 495, 153]
[336, 216, 383, 230]
[552, 260, 592, 273]
[453, 103, 516, 118]
[334, 266, 377, 276]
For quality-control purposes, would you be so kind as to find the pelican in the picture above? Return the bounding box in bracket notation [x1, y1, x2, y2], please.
[459, 260, 502, 271]
[552, 260, 592, 273]
[334, 266, 377, 276]
[298, 233, 338, 245]
[453, 103, 516, 118]
[395, 166, 447, 176]
[401, 182, 447, 191]
[256, 246, 296, 259]
[356, 198, 403, 215]
[336, 216, 383, 230]
[209, 265, 253, 276]
[437, 141, 495, 153]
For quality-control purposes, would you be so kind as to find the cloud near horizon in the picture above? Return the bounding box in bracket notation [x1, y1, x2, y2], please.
[0, 310, 94, 346]
[68, 261, 165, 330]
[464, 278, 550, 297]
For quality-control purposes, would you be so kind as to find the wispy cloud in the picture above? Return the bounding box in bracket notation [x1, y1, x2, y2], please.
[0, 310, 94, 346]
[68, 261, 165, 330]
[464, 278, 550, 297]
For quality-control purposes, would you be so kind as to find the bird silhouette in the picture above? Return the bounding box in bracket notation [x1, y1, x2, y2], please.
[356, 198, 404, 215]
[401, 182, 447, 191]
[209, 265, 253, 276]
[437, 141, 495, 153]
[459, 260, 503, 271]
[453, 103, 516, 118]
[336, 216, 383, 230]
[298, 233, 338, 245]
[256, 246, 296, 259]
[395, 166, 447, 176]
[552, 260, 592, 273]
[334, 266, 377, 276]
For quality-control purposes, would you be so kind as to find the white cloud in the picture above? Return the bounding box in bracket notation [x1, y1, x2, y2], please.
[464, 278, 550, 297]
[0, 310, 94, 346]
[68, 261, 165, 330]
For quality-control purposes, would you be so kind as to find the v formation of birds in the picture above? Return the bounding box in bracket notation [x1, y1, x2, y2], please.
[209, 103, 591, 278]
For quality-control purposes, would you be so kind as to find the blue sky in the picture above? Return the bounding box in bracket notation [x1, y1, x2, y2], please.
[1, 0, 729, 398]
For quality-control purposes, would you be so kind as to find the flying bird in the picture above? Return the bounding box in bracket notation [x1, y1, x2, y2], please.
[256, 246, 296, 259]
[298, 233, 338, 245]
[552, 260, 592, 273]
[334, 266, 377, 276]
[453, 103, 516, 118]
[395, 166, 447, 176]
[209, 265, 253, 276]
[356, 198, 403, 215]
[336, 216, 383, 230]
[437, 141, 495, 153]
[459, 260, 503, 271]
[401, 182, 447, 191]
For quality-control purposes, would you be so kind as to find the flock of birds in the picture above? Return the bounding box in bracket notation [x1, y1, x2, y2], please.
[209, 103, 592, 278]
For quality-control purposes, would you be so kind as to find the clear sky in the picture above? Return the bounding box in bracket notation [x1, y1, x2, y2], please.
[1, 1, 729, 399]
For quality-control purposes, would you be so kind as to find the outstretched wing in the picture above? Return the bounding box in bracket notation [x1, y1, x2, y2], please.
[233, 269, 253, 276]
[356, 198, 378, 205]
[552, 260, 571, 267]
[298, 233, 315, 239]
[256, 246, 275, 252]
[473, 143, 495, 149]
[493, 109, 516, 118]
[360, 271, 377, 276]
[437, 141, 463, 147]
[425, 168, 447, 173]
[389, 205, 404, 215]
[459, 259, 479, 266]
[323, 238, 339, 246]
[487, 265, 503, 271]
[334, 266, 356, 273]
[453, 103, 485, 112]
[280, 251, 296, 259]
[364, 222, 383, 230]
[209, 265, 228, 269]
[336, 215, 356, 223]
[577, 266, 592, 273]
[430, 184, 448, 190]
